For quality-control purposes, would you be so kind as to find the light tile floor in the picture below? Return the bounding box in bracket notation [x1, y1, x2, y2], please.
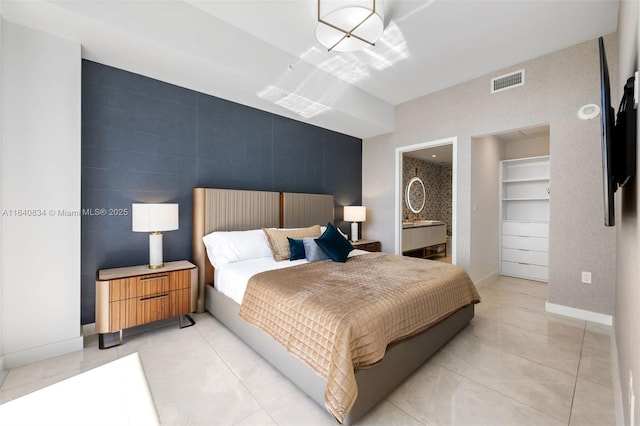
[0, 275, 616, 425]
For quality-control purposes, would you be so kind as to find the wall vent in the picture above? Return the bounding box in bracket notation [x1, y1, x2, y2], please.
[491, 69, 525, 93]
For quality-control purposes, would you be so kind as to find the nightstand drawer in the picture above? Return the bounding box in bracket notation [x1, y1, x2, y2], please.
[108, 286, 191, 330]
[108, 274, 170, 302]
[137, 273, 170, 298]
[110, 293, 170, 330]
[96, 261, 197, 347]
[109, 270, 191, 302]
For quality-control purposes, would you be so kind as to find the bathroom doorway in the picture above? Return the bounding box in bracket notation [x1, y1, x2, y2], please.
[395, 137, 457, 264]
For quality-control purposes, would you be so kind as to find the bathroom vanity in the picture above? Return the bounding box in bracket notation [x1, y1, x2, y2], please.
[402, 221, 447, 259]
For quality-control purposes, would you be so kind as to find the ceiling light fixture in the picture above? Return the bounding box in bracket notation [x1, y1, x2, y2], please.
[315, 0, 384, 52]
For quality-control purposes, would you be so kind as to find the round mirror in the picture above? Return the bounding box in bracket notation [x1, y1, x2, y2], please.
[405, 177, 426, 214]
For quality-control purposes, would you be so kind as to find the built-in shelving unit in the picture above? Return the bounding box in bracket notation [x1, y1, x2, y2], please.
[499, 156, 549, 282]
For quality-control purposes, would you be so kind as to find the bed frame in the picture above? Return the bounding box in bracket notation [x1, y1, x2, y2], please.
[192, 187, 474, 425]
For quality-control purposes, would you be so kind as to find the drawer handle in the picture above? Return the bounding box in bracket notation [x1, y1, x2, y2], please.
[518, 249, 530, 252]
[140, 293, 169, 301]
[518, 262, 530, 265]
[140, 275, 169, 283]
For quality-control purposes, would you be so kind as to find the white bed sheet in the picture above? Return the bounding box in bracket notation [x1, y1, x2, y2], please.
[214, 250, 368, 304]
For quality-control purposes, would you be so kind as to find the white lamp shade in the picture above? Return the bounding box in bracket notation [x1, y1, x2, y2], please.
[344, 205, 366, 222]
[316, 0, 384, 52]
[132, 203, 179, 232]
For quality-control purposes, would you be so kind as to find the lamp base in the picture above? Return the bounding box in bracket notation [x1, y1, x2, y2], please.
[351, 222, 359, 243]
[149, 232, 164, 269]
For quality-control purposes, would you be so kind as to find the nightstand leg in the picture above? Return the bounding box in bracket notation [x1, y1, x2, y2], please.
[98, 330, 123, 350]
[179, 314, 195, 329]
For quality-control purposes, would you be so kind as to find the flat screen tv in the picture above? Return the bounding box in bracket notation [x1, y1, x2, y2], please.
[599, 37, 615, 226]
[599, 36, 637, 226]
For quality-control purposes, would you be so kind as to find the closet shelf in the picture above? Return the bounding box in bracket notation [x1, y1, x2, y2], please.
[502, 197, 549, 201]
[502, 219, 549, 223]
[502, 178, 549, 183]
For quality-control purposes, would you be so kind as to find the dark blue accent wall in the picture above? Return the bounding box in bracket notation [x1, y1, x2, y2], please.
[81, 60, 362, 324]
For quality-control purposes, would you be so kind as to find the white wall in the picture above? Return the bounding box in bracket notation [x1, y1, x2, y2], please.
[363, 35, 617, 315]
[0, 9, 4, 380]
[614, 2, 640, 425]
[503, 135, 550, 160]
[1, 21, 82, 368]
[470, 135, 503, 284]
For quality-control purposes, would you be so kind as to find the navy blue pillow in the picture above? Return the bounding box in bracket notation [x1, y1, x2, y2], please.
[287, 237, 306, 261]
[315, 223, 353, 262]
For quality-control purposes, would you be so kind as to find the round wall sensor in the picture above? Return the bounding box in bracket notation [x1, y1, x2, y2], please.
[578, 104, 601, 120]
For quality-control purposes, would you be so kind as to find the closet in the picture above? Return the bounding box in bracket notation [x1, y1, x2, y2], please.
[499, 155, 549, 281]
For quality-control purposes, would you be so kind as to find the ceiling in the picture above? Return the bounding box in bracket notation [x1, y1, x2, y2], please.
[405, 144, 453, 165]
[1, 1, 620, 139]
[405, 123, 550, 165]
[496, 125, 550, 143]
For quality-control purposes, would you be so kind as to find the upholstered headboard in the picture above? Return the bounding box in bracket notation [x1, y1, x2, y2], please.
[192, 188, 334, 312]
[282, 192, 335, 228]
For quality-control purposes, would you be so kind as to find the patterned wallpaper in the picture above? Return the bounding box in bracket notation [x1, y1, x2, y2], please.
[80, 60, 362, 324]
[402, 156, 452, 235]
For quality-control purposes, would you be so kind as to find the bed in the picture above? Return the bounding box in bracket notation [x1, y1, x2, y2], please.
[192, 188, 479, 424]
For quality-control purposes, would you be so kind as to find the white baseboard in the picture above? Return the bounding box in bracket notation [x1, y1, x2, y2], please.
[82, 322, 96, 337]
[473, 270, 499, 288]
[3, 335, 84, 369]
[611, 328, 625, 426]
[544, 301, 613, 326]
[0, 355, 7, 386]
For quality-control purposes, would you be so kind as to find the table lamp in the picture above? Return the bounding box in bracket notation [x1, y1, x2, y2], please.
[344, 206, 366, 242]
[132, 203, 179, 269]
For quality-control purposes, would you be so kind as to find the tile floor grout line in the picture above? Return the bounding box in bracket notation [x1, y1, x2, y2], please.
[459, 319, 583, 377]
[383, 399, 427, 425]
[471, 297, 586, 375]
[474, 310, 586, 343]
[432, 343, 575, 423]
[193, 317, 297, 422]
[567, 325, 587, 425]
[161, 319, 274, 425]
[0, 369, 8, 389]
[433, 360, 570, 424]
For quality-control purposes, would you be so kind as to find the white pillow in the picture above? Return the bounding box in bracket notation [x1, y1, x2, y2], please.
[202, 229, 273, 268]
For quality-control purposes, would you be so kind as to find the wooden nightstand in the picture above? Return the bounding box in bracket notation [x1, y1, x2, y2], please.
[95, 260, 197, 349]
[352, 239, 381, 252]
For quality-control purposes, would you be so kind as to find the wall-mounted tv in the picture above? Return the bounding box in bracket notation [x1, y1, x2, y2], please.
[599, 36, 637, 226]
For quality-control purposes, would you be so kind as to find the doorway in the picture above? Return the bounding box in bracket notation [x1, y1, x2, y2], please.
[395, 137, 457, 264]
[470, 125, 550, 284]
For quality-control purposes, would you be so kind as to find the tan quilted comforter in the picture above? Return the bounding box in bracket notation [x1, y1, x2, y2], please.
[238, 252, 480, 422]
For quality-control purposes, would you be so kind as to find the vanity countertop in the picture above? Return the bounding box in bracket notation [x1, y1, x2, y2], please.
[402, 220, 445, 229]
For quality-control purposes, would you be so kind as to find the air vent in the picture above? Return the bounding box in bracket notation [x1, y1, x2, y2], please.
[491, 69, 525, 94]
